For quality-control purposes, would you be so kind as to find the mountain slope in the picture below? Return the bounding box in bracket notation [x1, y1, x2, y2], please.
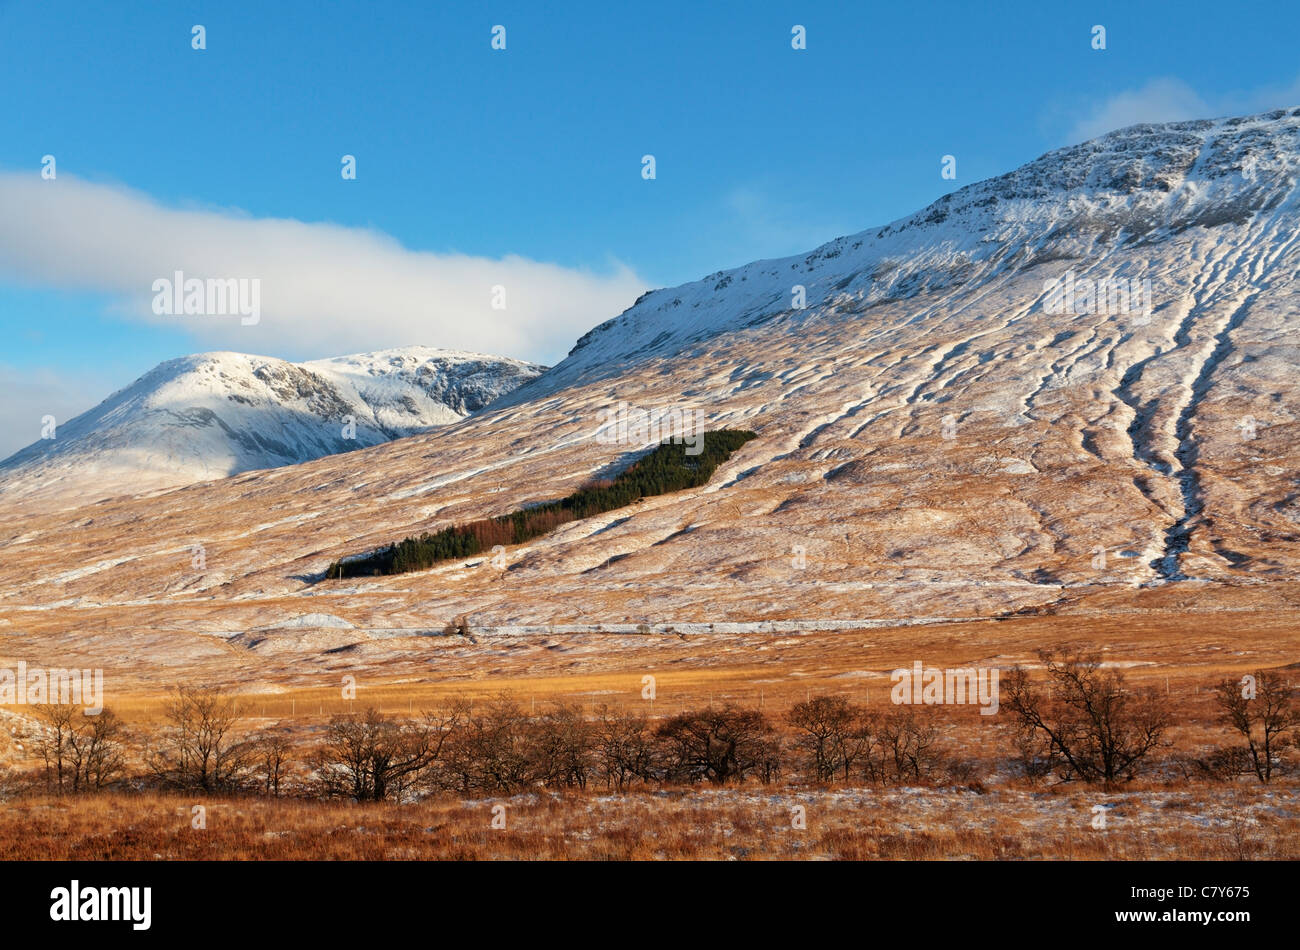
[509, 108, 1300, 399]
[0, 347, 544, 500]
[2, 108, 1299, 675]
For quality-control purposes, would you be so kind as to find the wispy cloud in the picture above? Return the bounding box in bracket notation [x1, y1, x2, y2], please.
[0, 174, 646, 366]
[1067, 78, 1212, 142]
[1065, 75, 1300, 144]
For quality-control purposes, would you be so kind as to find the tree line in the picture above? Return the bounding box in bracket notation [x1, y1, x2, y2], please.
[16, 650, 1300, 800]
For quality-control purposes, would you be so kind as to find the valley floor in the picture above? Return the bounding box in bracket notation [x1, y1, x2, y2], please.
[2, 602, 1297, 860]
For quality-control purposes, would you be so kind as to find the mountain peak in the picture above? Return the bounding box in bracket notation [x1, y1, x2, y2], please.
[0, 345, 545, 501]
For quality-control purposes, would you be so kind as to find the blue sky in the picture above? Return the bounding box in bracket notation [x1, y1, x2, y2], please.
[2, 0, 1299, 455]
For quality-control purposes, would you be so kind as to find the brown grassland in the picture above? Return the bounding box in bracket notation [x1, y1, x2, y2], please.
[1, 606, 1298, 860]
[1, 782, 1295, 861]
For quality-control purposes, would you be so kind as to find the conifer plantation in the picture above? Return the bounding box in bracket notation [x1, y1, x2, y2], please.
[325, 430, 756, 578]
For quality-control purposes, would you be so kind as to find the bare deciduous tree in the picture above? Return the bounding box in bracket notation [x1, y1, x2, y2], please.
[30, 704, 127, 794]
[67, 709, 126, 792]
[655, 705, 779, 785]
[250, 727, 295, 797]
[593, 706, 657, 791]
[146, 686, 252, 792]
[788, 695, 879, 783]
[1003, 648, 1170, 785]
[1213, 671, 1299, 783]
[30, 704, 78, 793]
[529, 703, 593, 789]
[449, 696, 534, 794]
[879, 708, 942, 783]
[313, 704, 463, 801]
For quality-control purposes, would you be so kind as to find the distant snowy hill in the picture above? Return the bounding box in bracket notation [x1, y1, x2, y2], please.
[0, 347, 544, 500]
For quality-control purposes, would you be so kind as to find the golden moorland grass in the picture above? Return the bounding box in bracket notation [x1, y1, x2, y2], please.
[10, 608, 1294, 725]
[1, 781, 1295, 861]
[1, 609, 1296, 860]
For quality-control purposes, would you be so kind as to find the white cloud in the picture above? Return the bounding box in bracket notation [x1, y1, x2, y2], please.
[1067, 76, 1300, 144]
[0, 174, 646, 366]
[1067, 78, 1213, 143]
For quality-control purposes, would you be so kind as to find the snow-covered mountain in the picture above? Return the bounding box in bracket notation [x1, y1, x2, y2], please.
[0, 347, 544, 499]
[506, 107, 1300, 399]
[2, 108, 1299, 660]
[482, 107, 1300, 589]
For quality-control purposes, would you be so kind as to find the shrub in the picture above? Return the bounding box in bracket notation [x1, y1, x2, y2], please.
[655, 705, 780, 785]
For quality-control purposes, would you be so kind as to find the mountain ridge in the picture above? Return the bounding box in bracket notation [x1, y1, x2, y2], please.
[501, 106, 1300, 403]
[0, 345, 545, 501]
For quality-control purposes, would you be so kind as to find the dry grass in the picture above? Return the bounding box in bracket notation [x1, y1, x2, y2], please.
[1, 781, 1295, 860]
[2, 608, 1296, 860]
[10, 608, 1296, 725]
